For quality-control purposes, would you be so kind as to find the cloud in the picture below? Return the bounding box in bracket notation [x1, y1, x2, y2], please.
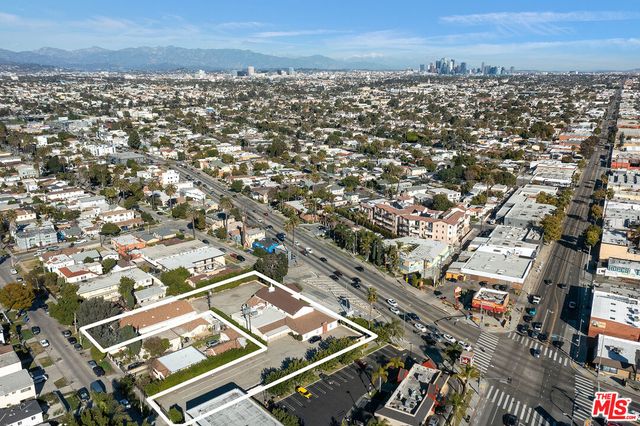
[441, 11, 640, 25]
[440, 11, 640, 36]
[253, 29, 345, 38]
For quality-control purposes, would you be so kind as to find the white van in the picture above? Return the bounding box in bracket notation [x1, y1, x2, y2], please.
[531, 295, 542, 304]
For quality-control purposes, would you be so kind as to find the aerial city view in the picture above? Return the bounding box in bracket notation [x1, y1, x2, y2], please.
[1, 1, 640, 426]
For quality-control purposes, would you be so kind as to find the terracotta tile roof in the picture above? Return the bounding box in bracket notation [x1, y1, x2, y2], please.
[120, 300, 194, 330]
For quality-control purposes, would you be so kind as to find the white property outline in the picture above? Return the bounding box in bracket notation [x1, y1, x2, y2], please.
[80, 270, 377, 426]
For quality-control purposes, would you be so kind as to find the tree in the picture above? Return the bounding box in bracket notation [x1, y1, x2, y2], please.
[62, 391, 133, 425]
[49, 284, 82, 325]
[271, 407, 301, 426]
[432, 194, 454, 211]
[584, 225, 602, 248]
[230, 180, 243, 193]
[366, 287, 377, 329]
[0, 282, 35, 311]
[593, 189, 607, 201]
[284, 216, 301, 249]
[214, 226, 227, 240]
[119, 324, 141, 356]
[119, 276, 136, 309]
[444, 343, 463, 368]
[447, 392, 466, 425]
[168, 406, 184, 424]
[590, 204, 603, 221]
[606, 187, 615, 200]
[77, 298, 121, 327]
[143, 336, 170, 357]
[160, 267, 192, 295]
[254, 253, 289, 282]
[540, 214, 562, 243]
[367, 417, 391, 426]
[127, 130, 141, 149]
[371, 364, 388, 391]
[219, 196, 234, 238]
[455, 363, 480, 395]
[165, 184, 177, 208]
[102, 258, 117, 273]
[100, 222, 121, 237]
[385, 357, 405, 371]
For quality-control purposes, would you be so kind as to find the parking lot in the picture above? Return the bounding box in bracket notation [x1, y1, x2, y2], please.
[278, 345, 407, 426]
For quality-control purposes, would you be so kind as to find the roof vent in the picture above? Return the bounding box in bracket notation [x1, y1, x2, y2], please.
[268, 285, 275, 293]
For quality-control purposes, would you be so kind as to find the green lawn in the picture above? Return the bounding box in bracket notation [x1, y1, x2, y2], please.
[21, 329, 34, 341]
[65, 394, 80, 411]
[54, 377, 68, 388]
[39, 356, 54, 368]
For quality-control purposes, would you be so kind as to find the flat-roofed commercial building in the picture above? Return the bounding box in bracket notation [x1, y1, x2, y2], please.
[588, 290, 640, 341]
[471, 288, 510, 315]
[187, 388, 283, 426]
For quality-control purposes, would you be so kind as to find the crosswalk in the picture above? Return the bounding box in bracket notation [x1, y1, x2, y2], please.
[507, 332, 571, 366]
[474, 332, 500, 373]
[484, 385, 554, 425]
[573, 375, 595, 423]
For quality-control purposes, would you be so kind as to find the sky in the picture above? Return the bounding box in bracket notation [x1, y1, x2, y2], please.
[1, 1, 639, 70]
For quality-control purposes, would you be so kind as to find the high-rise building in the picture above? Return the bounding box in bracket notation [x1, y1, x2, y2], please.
[287, 67, 295, 75]
[460, 62, 467, 74]
[419, 64, 426, 72]
[247, 66, 255, 76]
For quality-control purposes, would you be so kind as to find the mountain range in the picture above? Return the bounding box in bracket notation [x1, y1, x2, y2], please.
[0, 46, 387, 71]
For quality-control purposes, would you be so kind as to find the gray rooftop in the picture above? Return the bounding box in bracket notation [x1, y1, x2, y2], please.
[187, 388, 282, 426]
[0, 369, 33, 395]
[157, 346, 206, 374]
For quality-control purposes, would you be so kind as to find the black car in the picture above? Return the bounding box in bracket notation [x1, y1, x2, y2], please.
[334, 270, 343, 277]
[236, 255, 245, 262]
[479, 281, 488, 287]
[544, 279, 552, 285]
[558, 283, 567, 289]
[330, 275, 339, 281]
[352, 277, 362, 283]
[351, 281, 361, 289]
[127, 361, 144, 371]
[308, 336, 322, 344]
[528, 329, 539, 339]
[407, 312, 421, 322]
[538, 333, 548, 342]
[62, 330, 72, 338]
[68, 337, 78, 345]
[93, 366, 105, 377]
[517, 323, 529, 333]
[503, 413, 518, 426]
[77, 387, 90, 402]
[498, 284, 508, 291]
[522, 315, 533, 323]
[320, 257, 328, 262]
[265, 225, 273, 230]
[355, 265, 364, 272]
[74, 343, 83, 351]
[276, 233, 286, 241]
[31, 326, 41, 335]
[202, 239, 210, 244]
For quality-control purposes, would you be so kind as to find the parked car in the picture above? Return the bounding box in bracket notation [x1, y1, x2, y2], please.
[92, 366, 105, 377]
[355, 359, 369, 370]
[67, 337, 78, 345]
[77, 387, 90, 402]
[206, 339, 219, 348]
[90, 380, 106, 393]
[39, 339, 50, 348]
[532, 322, 542, 331]
[62, 330, 72, 338]
[32, 373, 48, 384]
[119, 399, 132, 409]
[31, 326, 41, 335]
[127, 362, 144, 371]
[88, 360, 98, 368]
[531, 348, 541, 358]
[10, 269, 17, 274]
[296, 386, 312, 399]
[74, 343, 83, 351]
[236, 255, 245, 262]
[308, 335, 322, 344]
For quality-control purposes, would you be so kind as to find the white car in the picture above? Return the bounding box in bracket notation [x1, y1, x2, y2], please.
[39, 339, 50, 348]
[389, 307, 401, 315]
[305, 247, 313, 254]
[459, 341, 472, 351]
[442, 334, 457, 344]
[295, 240, 300, 246]
[414, 323, 427, 333]
[10, 269, 17, 275]
[386, 298, 398, 307]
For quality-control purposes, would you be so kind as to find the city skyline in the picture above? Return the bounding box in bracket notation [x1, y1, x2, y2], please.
[0, 0, 639, 71]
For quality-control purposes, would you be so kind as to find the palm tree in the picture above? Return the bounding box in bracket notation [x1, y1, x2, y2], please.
[187, 205, 198, 238]
[385, 318, 404, 340]
[366, 417, 391, 426]
[165, 184, 177, 208]
[385, 356, 405, 371]
[147, 180, 161, 210]
[444, 343, 463, 369]
[447, 392, 466, 425]
[284, 216, 301, 249]
[366, 287, 377, 329]
[371, 364, 388, 391]
[219, 196, 233, 239]
[455, 363, 480, 395]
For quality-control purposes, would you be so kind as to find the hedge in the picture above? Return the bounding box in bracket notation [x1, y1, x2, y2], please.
[195, 267, 255, 292]
[210, 307, 268, 347]
[144, 341, 260, 395]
